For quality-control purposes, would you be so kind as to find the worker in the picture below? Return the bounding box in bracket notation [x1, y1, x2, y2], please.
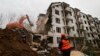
[59, 34, 71, 56]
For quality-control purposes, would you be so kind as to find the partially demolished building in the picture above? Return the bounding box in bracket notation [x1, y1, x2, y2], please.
[37, 2, 100, 49]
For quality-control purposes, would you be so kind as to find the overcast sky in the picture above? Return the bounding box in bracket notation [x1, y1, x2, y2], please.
[0, 0, 100, 28]
[0, 0, 100, 19]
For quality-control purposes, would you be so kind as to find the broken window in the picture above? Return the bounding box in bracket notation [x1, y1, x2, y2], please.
[55, 9, 59, 15]
[56, 18, 60, 23]
[56, 27, 61, 33]
[33, 35, 41, 43]
[47, 36, 53, 43]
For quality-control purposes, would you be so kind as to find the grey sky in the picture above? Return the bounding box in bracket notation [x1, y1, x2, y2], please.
[0, 0, 100, 19]
[0, 0, 100, 28]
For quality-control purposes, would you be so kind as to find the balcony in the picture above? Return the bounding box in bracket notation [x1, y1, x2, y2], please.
[63, 25, 73, 30]
[90, 30, 97, 34]
[88, 19, 94, 23]
[64, 25, 73, 34]
[77, 24, 84, 31]
[66, 18, 73, 25]
[77, 28, 84, 33]
[86, 31, 91, 34]
[92, 30, 97, 34]
[76, 19, 83, 24]
[77, 14, 81, 19]
[90, 24, 95, 29]
[65, 10, 71, 16]
[66, 25, 73, 29]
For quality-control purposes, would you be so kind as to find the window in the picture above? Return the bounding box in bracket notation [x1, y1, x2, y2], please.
[93, 40, 96, 44]
[91, 34, 94, 37]
[88, 33, 90, 37]
[86, 27, 88, 30]
[33, 35, 41, 41]
[47, 36, 53, 43]
[55, 10, 59, 15]
[61, 10, 64, 16]
[56, 27, 61, 33]
[64, 27, 67, 33]
[56, 18, 60, 23]
[97, 29, 99, 33]
[83, 15, 85, 18]
[63, 19, 65, 25]
[84, 21, 87, 24]
[57, 37, 61, 43]
[86, 15, 89, 20]
[98, 35, 100, 39]
[72, 27, 75, 31]
[56, 5, 59, 7]
[71, 20, 73, 23]
[88, 22, 90, 25]
[95, 24, 97, 27]
[90, 27, 92, 31]
[69, 11, 72, 16]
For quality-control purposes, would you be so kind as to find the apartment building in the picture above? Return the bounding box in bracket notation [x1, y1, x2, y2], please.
[36, 2, 100, 49]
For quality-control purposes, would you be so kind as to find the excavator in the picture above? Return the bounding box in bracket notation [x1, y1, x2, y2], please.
[6, 14, 34, 45]
[6, 14, 33, 29]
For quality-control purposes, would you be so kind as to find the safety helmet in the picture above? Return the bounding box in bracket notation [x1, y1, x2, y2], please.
[61, 34, 66, 38]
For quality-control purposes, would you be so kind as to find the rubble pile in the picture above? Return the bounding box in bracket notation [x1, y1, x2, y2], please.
[0, 29, 38, 56]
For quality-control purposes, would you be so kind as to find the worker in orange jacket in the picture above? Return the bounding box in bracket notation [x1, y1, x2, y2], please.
[59, 34, 71, 56]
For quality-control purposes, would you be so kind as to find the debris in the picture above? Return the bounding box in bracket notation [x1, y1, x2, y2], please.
[0, 29, 38, 56]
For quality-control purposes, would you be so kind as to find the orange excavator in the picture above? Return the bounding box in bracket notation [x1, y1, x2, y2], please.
[6, 14, 34, 44]
[6, 14, 33, 29]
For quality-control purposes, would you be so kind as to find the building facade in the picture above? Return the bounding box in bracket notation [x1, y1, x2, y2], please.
[45, 2, 100, 49]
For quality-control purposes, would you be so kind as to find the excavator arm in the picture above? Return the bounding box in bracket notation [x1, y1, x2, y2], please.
[26, 14, 33, 26]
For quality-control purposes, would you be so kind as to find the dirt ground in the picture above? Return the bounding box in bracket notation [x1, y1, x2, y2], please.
[0, 29, 38, 56]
